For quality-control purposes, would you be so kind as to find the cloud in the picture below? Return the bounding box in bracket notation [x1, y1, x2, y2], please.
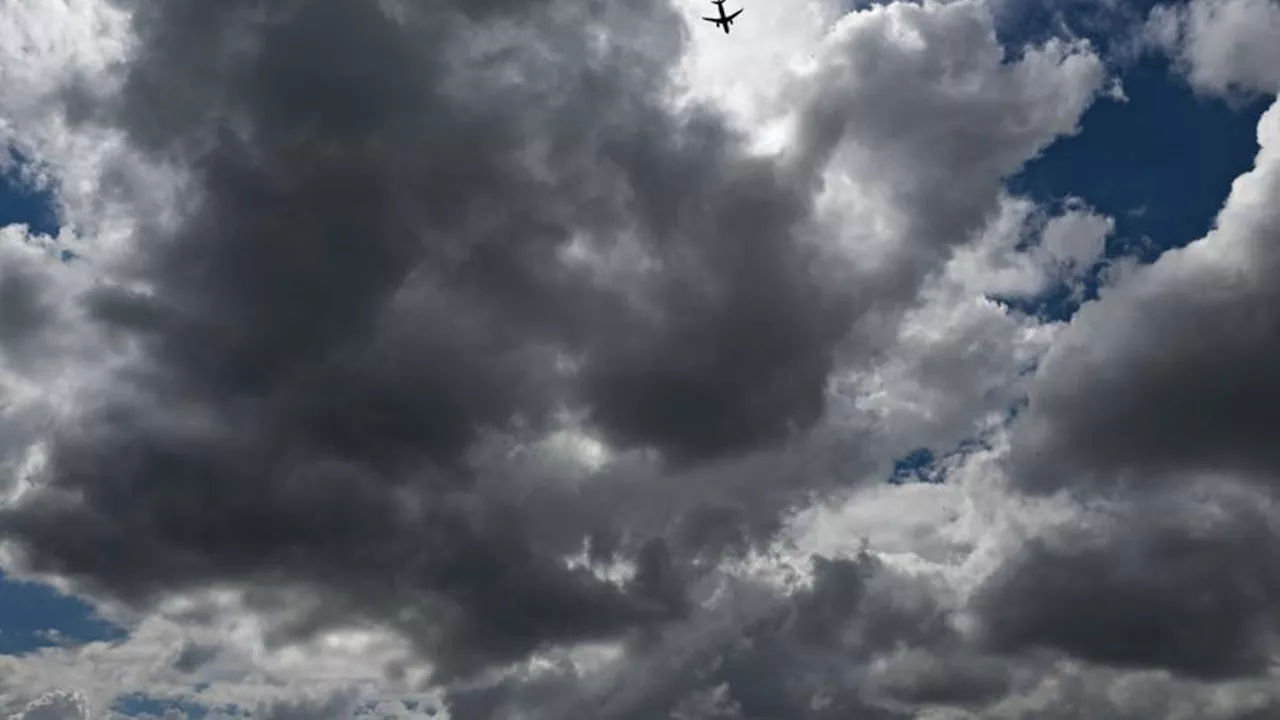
[1145, 0, 1280, 97]
[1036, 200, 1111, 281]
[444, 551, 990, 720]
[985, 81, 1280, 680]
[4, 690, 90, 720]
[798, 0, 1105, 294]
[15, 0, 1256, 716]
[985, 664, 1280, 720]
[974, 482, 1280, 679]
[0, 0, 1102, 664]
[0, 230, 57, 374]
[1008, 98, 1280, 497]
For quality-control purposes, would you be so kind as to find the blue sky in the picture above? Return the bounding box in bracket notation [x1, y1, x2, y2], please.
[112, 692, 215, 719]
[0, 570, 126, 655]
[0, 0, 1273, 713]
[1, 149, 60, 238]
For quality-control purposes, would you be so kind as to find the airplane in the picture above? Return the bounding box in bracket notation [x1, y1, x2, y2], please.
[703, 0, 742, 34]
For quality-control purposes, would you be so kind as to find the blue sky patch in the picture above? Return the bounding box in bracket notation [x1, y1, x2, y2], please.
[0, 570, 127, 655]
[0, 147, 60, 237]
[889, 447, 937, 484]
[994, 0, 1269, 322]
[997, 0, 1271, 261]
[112, 693, 214, 719]
[1009, 54, 1270, 265]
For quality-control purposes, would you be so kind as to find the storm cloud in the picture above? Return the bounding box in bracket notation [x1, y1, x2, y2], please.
[0, 0, 862, 682]
[985, 37, 1280, 687]
[13, 0, 1278, 717]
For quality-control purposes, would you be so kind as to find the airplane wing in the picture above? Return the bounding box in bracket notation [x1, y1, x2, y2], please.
[702, 16, 721, 22]
[725, 9, 742, 20]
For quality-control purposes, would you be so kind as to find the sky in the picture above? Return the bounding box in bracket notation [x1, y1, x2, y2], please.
[1, 0, 1280, 718]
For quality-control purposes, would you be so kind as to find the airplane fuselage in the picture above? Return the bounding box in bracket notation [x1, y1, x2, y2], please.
[703, 0, 741, 34]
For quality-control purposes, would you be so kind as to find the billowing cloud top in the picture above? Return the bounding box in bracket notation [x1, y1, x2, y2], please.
[2, 0, 1280, 718]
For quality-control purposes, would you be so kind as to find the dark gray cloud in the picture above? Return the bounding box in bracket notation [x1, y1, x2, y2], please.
[248, 688, 361, 720]
[864, 649, 1011, 708]
[0, 249, 61, 374]
[982, 98, 1280, 680]
[0, 265, 52, 349]
[0, 0, 853, 685]
[451, 553, 1013, 720]
[1005, 103, 1280, 497]
[1007, 269, 1280, 496]
[170, 641, 219, 674]
[0, 0, 1130, 713]
[0, 246, 66, 500]
[986, 665, 1280, 720]
[974, 488, 1280, 679]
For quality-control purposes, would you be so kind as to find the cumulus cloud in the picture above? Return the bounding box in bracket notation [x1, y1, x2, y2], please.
[4, 690, 91, 720]
[1145, 0, 1280, 96]
[10, 0, 1278, 716]
[990, 35, 1280, 693]
[1008, 97, 1280, 497]
[975, 482, 1280, 679]
[0, 0, 1099, 653]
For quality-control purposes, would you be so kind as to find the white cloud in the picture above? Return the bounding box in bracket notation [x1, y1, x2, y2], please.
[800, 0, 1106, 302]
[1038, 200, 1111, 273]
[4, 690, 91, 720]
[1145, 0, 1280, 97]
[669, 0, 845, 153]
[0, 0, 184, 266]
[0, 585, 446, 718]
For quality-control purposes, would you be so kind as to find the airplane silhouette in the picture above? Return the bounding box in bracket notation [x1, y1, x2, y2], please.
[703, 0, 742, 34]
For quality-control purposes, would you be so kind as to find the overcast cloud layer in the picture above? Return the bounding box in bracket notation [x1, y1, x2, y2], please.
[2, 0, 1280, 718]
